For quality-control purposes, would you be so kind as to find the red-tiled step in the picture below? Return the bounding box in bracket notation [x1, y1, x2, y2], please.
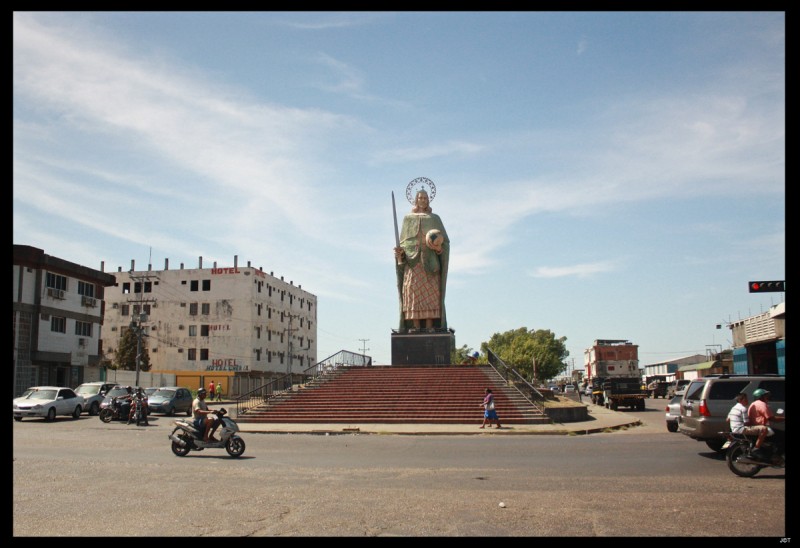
[237, 365, 550, 425]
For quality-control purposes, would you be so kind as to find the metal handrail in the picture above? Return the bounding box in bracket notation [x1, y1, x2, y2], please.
[486, 348, 546, 414]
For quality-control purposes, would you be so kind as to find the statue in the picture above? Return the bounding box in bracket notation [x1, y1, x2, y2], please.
[393, 177, 449, 331]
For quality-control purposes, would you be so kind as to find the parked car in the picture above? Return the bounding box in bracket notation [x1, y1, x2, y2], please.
[678, 374, 785, 453]
[144, 387, 159, 397]
[665, 395, 682, 432]
[667, 379, 691, 399]
[74, 381, 117, 415]
[564, 384, 576, 394]
[648, 381, 669, 399]
[147, 387, 193, 416]
[13, 386, 84, 422]
[583, 385, 593, 397]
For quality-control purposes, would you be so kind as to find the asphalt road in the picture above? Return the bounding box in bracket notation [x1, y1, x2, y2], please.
[12, 404, 787, 538]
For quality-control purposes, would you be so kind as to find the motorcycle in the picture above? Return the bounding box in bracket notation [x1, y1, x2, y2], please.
[724, 409, 785, 478]
[168, 408, 246, 458]
[98, 396, 132, 423]
[128, 391, 149, 426]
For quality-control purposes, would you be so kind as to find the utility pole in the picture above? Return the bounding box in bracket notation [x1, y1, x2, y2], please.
[285, 314, 299, 390]
[359, 338, 370, 360]
[128, 271, 158, 387]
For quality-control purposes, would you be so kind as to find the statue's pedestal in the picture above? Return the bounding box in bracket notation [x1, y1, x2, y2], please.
[391, 329, 455, 365]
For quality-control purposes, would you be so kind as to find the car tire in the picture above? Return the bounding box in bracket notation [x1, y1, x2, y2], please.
[705, 439, 726, 453]
[14, 417, 23, 422]
[72, 406, 82, 419]
[666, 421, 678, 433]
[89, 401, 100, 416]
[45, 407, 56, 422]
[166, 406, 174, 417]
[186, 407, 192, 417]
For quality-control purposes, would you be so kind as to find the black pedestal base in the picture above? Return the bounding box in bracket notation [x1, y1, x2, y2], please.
[391, 329, 455, 365]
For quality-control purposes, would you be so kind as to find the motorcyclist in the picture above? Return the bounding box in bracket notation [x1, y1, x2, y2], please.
[726, 392, 749, 434]
[745, 388, 784, 459]
[191, 388, 218, 442]
[128, 387, 149, 425]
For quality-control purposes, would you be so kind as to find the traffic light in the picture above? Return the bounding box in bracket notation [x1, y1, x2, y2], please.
[748, 281, 785, 293]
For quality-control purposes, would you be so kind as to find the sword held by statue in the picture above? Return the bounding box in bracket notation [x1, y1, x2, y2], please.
[392, 191, 404, 265]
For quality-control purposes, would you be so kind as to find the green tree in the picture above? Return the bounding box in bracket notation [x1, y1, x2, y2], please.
[114, 326, 151, 372]
[480, 327, 568, 384]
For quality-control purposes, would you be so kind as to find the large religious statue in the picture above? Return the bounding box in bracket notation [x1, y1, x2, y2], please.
[393, 177, 449, 331]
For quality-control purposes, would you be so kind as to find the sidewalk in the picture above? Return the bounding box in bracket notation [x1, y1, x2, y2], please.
[209, 400, 642, 436]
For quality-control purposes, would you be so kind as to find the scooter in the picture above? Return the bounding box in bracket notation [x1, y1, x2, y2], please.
[168, 408, 246, 458]
[724, 409, 785, 478]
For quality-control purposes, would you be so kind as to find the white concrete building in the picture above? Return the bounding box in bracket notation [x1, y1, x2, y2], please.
[101, 255, 317, 396]
[13, 245, 116, 395]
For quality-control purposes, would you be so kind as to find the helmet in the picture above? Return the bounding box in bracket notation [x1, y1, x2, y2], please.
[752, 388, 770, 399]
[197, 388, 207, 396]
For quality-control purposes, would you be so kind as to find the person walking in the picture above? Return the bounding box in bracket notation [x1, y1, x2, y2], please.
[480, 388, 502, 429]
[208, 380, 216, 401]
[215, 383, 223, 402]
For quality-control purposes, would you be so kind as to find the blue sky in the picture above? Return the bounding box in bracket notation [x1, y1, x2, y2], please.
[13, 11, 785, 368]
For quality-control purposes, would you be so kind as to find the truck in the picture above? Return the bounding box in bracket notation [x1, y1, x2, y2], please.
[584, 339, 647, 410]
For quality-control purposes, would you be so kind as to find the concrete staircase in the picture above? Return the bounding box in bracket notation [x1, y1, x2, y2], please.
[236, 365, 551, 425]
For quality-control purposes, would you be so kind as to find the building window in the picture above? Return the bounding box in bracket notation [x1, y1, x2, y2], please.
[123, 282, 131, 294]
[46, 272, 67, 291]
[255, 349, 261, 361]
[200, 348, 209, 360]
[77, 281, 95, 298]
[190, 280, 198, 291]
[201, 303, 210, 315]
[201, 325, 209, 337]
[202, 280, 211, 291]
[256, 326, 261, 339]
[189, 303, 198, 316]
[188, 325, 197, 337]
[121, 305, 130, 316]
[143, 304, 151, 315]
[51, 316, 66, 333]
[75, 321, 92, 337]
[134, 282, 152, 294]
[188, 348, 196, 360]
[257, 303, 262, 316]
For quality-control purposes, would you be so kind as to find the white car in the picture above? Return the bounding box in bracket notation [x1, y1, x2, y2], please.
[564, 384, 576, 394]
[13, 386, 84, 422]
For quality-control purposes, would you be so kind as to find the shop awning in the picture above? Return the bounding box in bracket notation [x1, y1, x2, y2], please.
[678, 360, 717, 372]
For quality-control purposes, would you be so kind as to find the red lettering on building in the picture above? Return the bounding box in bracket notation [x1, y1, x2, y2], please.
[211, 267, 242, 275]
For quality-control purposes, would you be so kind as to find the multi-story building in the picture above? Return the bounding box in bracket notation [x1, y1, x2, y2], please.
[13, 245, 116, 395]
[101, 255, 317, 397]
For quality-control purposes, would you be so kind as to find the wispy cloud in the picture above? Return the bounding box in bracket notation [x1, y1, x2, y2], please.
[528, 261, 618, 279]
